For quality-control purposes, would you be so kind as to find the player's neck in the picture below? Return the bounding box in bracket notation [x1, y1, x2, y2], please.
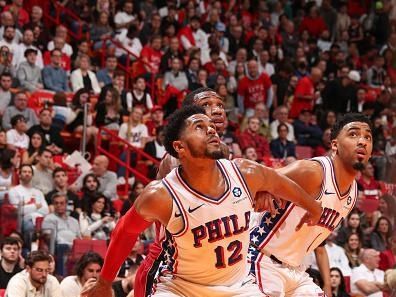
[332, 156, 357, 194]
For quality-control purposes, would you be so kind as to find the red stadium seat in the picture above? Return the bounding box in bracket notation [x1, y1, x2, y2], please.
[0, 289, 5, 297]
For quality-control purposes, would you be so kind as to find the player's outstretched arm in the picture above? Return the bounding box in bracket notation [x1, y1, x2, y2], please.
[235, 158, 322, 224]
[81, 181, 172, 297]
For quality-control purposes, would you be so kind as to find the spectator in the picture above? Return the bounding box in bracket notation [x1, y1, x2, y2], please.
[370, 217, 393, 252]
[28, 108, 64, 155]
[322, 70, 360, 114]
[120, 181, 144, 216]
[90, 11, 114, 50]
[70, 55, 101, 94]
[0, 46, 16, 77]
[45, 167, 80, 218]
[67, 89, 99, 147]
[344, 232, 363, 269]
[60, 252, 103, 297]
[96, 55, 118, 88]
[0, 25, 18, 54]
[163, 57, 188, 91]
[0, 148, 17, 201]
[42, 49, 69, 92]
[143, 126, 166, 179]
[0, 128, 6, 155]
[3, 0, 30, 28]
[160, 36, 183, 73]
[2, 91, 38, 130]
[42, 193, 81, 276]
[95, 87, 121, 130]
[336, 3, 351, 39]
[130, 76, 153, 113]
[5, 250, 62, 297]
[367, 55, 387, 88]
[8, 164, 48, 249]
[31, 149, 54, 195]
[336, 209, 365, 247]
[0, 72, 13, 116]
[270, 105, 295, 142]
[0, 237, 23, 289]
[319, 110, 337, 131]
[115, 24, 142, 62]
[330, 267, 350, 297]
[237, 59, 273, 115]
[43, 37, 71, 73]
[47, 25, 73, 57]
[281, 21, 298, 59]
[113, 71, 132, 116]
[351, 249, 385, 297]
[258, 50, 275, 77]
[293, 109, 323, 148]
[378, 195, 396, 228]
[138, 35, 163, 77]
[113, 1, 136, 33]
[228, 48, 247, 76]
[243, 146, 259, 163]
[79, 193, 115, 241]
[16, 48, 43, 92]
[145, 105, 166, 137]
[237, 116, 270, 160]
[357, 162, 382, 201]
[325, 232, 352, 278]
[290, 67, 322, 119]
[21, 131, 44, 165]
[299, 4, 328, 39]
[0, 11, 22, 43]
[6, 114, 29, 150]
[270, 123, 296, 159]
[71, 155, 117, 201]
[78, 173, 100, 214]
[178, 16, 208, 52]
[13, 28, 43, 69]
[313, 127, 332, 157]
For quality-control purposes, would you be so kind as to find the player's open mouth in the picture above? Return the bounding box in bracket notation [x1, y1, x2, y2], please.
[208, 137, 220, 145]
[356, 148, 366, 158]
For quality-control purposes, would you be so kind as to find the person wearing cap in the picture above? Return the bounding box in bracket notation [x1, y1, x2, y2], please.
[16, 48, 43, 92]
[322, 69, 360, 114]
[367, 55, 386, 88]
[213, 22, 229, 54]
[145, 105, 166, 137]
[351, 249, 386, 297]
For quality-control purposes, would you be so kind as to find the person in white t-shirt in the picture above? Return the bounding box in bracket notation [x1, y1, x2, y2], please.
[6, 114, 29, 150]
[114, 1, 135, 35]
[351, 249, 386, 297]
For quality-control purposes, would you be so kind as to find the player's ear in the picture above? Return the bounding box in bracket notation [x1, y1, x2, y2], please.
[331, 139, 338, 152]
[173, 140, 184, 155]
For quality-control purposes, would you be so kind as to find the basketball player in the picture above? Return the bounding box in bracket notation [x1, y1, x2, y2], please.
[250, 113, 373, 297]
[82, 105, 322, 297]
[134, 87, 283, 297]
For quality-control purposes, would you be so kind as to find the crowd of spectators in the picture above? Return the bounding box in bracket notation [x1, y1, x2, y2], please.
[0, 0, 395, 296]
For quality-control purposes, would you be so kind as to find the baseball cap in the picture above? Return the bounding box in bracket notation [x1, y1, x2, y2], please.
[151, 105, 163, 113]
[348, 70, 361, 82]
[215, 22, 226, 32]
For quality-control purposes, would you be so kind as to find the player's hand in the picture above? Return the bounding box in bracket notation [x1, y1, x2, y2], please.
[253, 191, 286, 215]
[81, 276, 113, 297]
[295, 201, 322, 231]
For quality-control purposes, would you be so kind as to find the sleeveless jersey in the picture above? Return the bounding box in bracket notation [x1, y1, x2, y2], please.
[159, 159, 254, 286]
[250, 156, 358, 267]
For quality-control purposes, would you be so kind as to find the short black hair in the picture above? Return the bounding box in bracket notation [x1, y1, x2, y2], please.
[330, 113, 372, 140]
[164, 105, 206, 158]
[1, 237, 20, 250]
[10, 114, 26, 127]
[38, 148, 53, 156]
[19, 163, 34, 174]
[74, 251, 103, 278]
[52, 166, 66, 178]
[25, 250, 51, 267]
[182, 87, 217, 107]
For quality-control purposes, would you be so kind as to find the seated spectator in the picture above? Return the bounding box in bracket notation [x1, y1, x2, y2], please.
[238, 116, 270, 160]
[0, 72, 13, 116]
[0, 25, 18, 55]
[28, 108, 64, 155]
[95, 87, 121, 130]
[163, 57, 188, 91]
[8, 164, 49, 249]
[178, 16, 208, 52]
[43, 37, 71, 73]
[351, 249, 385, 297]
[51, 92, 74, 130]
[270, 123, 296, 159]
[47, 25, 73, 57]
[377, 195, 396, 228]
[330, 267, 350, 297]
[357, 162, 382, 200]
[293, 109, 323, 148]
[143, 126, 166, 179]
[31, 149, 54, 195]
[145, 105, 166, 137]
[13, 28, 44, 70]
[79, 193, 115, 241]
[90, 11, 114, 51]
[313, 127, 332, 157]
[0, 237, 23, 289]
[42, 49, 69, 92]
[243, 146, 259, 163]
[113, 0, 136, 34]
[70, 55, 101, 94]
[137, 35, 163, 78]
[367, 55, 386, 88]
[78, 173, 100, 213]
[299, 4, 327, 39]
[0, 149, 17, 202]
[258, 50, 275, 77]
[71, 155, 117, 201]
[160, 37, 183, 73]
[6, 251, 62, 296]
[336, 210, 365, 247]
[130, 76, 153, 114]
[325, 231, 352, 277]
[42, 193, 81, 276]
[120, 181, 144, 216]
[21, 131, 44, 165]
[344, 232, 363, 269]
[6, 114, 29, 150]
[96, 55, 118, 88]
[222, 118, 242, 159]
[46, 167, 80, 218]
[16, 48, 43, 92]
[2, 91, 38, 130]
[60, 252, 103, 297]
[270, 105, 295, 142]
[370, 217, 393, 252]
[67, 89, 99, 147]
[113, 71, 132, 116]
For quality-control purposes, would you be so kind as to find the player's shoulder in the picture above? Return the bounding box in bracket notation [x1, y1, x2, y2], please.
[276, 159, 323, 186]
[232, 158, 260, 172]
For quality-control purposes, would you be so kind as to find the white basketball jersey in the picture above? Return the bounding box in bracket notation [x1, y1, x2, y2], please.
[250, 156, 358, 267]
[159, 159, 254, 286]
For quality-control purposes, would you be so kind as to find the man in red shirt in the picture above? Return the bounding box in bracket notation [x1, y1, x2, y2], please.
[237, 59, 273, 116]
[138, 35, 163, 77]
[4, 0, 30, 28]
[290, 67, 322, 119]
[238, 116, 270, 160]
[299, 5, 327, 39]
